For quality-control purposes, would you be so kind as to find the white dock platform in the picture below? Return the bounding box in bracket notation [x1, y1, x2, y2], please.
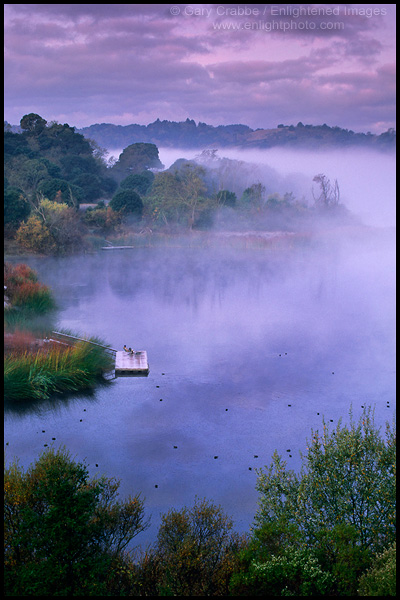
[115, 351, 149, 375]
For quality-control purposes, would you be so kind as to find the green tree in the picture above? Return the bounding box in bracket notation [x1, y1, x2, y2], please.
[4, 447, 149, 596]
[109, 189, 143, 219]
[4, 187, 31, 230]
[252, 406, 396, 595]
[231, 545, 334, 596]
[6, 156, 49, 199]
[240, 182, 266, 210]
[71, 172, 103, 202]
[357, 541, 396, 596]
[120, 170, 155, 195]
[147, 164, 209, 229]
[20, 113, 47, 134]
[216, 189, 237, 208]
[151, 497, 246, 596]
[111, 143, 163, 182]
[37, 177, 84, 206]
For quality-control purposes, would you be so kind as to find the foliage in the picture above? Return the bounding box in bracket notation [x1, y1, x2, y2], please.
[146, 164, 210, 229]
[230, 545, 334, 596]
[240, 183, 266, 210]
[5, 114, 117, 216]
[251, 406, 396, 596]
[109, 189, 144, 218]
[37, 177, 84, 206]
[4, 187, 31, 229]
[16, 197, 84, 254]
[4, 327, 114, 402]
[15, 214, 57, 254]
[111, 142, 164, 182]
[83, 205, 122, 232]
[71, 172, 104, 202]
[357, 541, 396, 596]
[20, 112, 47, 134]
[216, 189, 237, 207]
[145, 497, 248, 596]
[4, 447, 149, 595]
[120, 170, 155, 195]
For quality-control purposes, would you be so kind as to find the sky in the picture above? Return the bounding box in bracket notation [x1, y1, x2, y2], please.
[4, 3, 396, 133]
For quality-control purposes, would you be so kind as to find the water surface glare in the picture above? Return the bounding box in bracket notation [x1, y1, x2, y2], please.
[4, 230, 396, 548]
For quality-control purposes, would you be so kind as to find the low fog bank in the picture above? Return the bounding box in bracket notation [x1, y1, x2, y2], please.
[218, 147, 396, 229]
[107, 146, 395, 229]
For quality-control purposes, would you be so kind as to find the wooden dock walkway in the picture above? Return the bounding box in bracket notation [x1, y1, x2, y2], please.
[115, 350, 149, 375]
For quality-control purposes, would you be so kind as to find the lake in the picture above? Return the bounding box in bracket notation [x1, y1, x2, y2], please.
[4, 228, 396, 549]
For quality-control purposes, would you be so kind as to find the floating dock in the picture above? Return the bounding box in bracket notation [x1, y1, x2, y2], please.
[115, 350, 149, 375]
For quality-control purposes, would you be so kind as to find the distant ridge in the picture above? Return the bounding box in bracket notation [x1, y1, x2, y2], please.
[4, 117, 395, 151]
[76, 118, 396, 151]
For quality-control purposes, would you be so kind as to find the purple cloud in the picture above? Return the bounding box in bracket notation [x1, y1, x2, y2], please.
[4, 4, 396, 133]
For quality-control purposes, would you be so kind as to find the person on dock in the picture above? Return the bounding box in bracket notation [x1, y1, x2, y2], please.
[123, 345, 129, 352]
[128, 347, 134, 355]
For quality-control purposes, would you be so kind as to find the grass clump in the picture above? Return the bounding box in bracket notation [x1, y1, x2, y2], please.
[4, 340, 115, 402]
[4, 262, 55, 314]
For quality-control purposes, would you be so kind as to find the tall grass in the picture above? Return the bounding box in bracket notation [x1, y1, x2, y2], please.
[4, 262, 56, 314]
[4, 341, 115, 402]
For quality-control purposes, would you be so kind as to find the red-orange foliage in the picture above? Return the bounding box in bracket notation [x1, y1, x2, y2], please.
[4, 262, 52, 310]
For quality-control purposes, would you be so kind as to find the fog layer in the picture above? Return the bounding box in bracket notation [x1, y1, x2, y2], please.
[4, 221, 396, 546]
[107, 146, 395, 229]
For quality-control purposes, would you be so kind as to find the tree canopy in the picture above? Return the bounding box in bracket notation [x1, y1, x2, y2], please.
[232, 406, 396, 596]
[4, 447, 149, 596]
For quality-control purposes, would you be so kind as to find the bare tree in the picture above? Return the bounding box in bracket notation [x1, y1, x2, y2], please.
[312, 174, 340, 209]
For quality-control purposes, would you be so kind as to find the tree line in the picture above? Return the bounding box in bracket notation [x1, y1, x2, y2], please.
[4, 407, 396, 596]
[5, 113, 355, 254]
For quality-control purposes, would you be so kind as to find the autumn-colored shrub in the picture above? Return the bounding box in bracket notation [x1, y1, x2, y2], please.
[4, 262, 55, 313]
[15, 215, 57, 254]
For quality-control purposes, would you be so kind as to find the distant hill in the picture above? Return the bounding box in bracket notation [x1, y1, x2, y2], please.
[76, 118, 396, 151]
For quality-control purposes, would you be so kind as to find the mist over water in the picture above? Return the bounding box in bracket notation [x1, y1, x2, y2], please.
[5, 145, 395, 548]
[4, 228, 395, 547]
[108, 145, 396, 228]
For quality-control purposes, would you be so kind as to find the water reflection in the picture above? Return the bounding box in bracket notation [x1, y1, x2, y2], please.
[4, 229, 396, 547]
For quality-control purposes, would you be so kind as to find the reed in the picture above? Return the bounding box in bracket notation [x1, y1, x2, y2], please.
[4, 339, 114, 402]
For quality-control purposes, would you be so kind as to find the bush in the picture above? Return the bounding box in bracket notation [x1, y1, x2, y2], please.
[357, 542, 396, 596]
[120, 170, 155, 195]
[146, 497, 247, 596]
[16, 214, 57, 254]
[109, 189, 143, 218]
[251, 406, 396, 596]
[4, 447, 149, 595]
[4, 187, 31, 229]
[16, 198, 84, 254]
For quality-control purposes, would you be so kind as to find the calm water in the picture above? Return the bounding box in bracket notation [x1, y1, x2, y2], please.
[4, 229, 396, 549]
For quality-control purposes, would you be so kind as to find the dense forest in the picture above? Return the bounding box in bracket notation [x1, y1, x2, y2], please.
[5, 113, 359, 255]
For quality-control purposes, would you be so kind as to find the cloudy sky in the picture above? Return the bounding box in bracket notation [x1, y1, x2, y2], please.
[4, 3, 396, 132]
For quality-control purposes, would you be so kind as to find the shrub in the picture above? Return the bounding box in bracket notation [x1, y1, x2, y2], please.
[109, 189, 143, 218]
[4, 447, 149, 595]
